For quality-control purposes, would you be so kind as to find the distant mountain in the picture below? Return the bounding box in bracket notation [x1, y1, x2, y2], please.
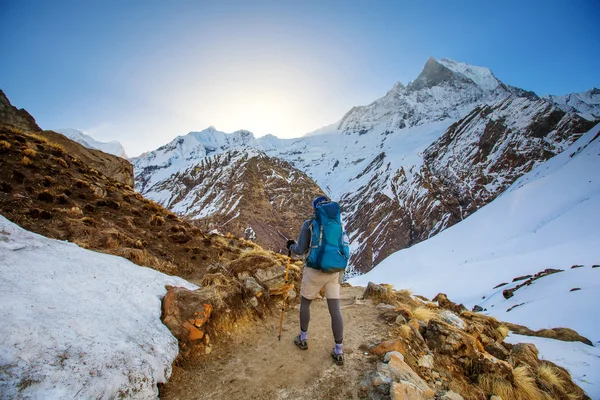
[545, 88, 600, 120]
[55, 128, 128, 159]
[133, 57, 598, 274]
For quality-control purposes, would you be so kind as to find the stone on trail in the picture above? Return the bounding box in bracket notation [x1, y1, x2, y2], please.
[390, 381, 434, 400]
[439, 390, 465, 400]
[417, 354, 434, 369]
[384, 351, 404, 363]
[387, 352, 433, 394]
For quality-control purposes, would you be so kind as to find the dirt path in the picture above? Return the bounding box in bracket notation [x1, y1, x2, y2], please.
[160, 286, 392, 400]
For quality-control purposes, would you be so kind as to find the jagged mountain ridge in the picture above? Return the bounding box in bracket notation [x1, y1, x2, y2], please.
[133, 57, 598, 273]
[55, 128, 128, 159]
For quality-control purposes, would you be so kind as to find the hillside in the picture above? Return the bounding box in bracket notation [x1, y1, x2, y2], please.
[351, 124, 600, 396]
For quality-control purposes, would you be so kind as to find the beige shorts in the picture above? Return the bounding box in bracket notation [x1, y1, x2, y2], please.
[300, 266, 341, 300]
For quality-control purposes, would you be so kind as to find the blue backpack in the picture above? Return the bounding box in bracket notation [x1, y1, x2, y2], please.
[306, 201, 351, 273]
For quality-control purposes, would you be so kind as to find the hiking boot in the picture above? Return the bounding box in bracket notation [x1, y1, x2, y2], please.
[331, 349, 344, 365]
[294, 334, 308, 350]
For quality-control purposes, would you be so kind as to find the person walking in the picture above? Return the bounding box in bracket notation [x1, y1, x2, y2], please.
[286, 195, 350, 365]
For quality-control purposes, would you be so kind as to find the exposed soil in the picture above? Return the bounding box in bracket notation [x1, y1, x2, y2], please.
[160, 286, 392, 400]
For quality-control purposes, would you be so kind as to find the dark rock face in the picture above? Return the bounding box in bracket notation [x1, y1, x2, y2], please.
[0, 89, 41, 132]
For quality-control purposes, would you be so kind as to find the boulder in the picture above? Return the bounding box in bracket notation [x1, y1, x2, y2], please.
[387, 352, 433, 394]
[243, 277, 264, 297]
[390, 381, 434, 400]
[432, 293, 467, 314]
[417, 354, 434, 369]
[384, 351, 404, 363]
[439, 390, 465, 400]
[372, 340, 407, 356]
[364, 282, 388, 300]
[162, 286, 217, 345]
[254, 265, 286, 293]
[425, 319, 512, 377]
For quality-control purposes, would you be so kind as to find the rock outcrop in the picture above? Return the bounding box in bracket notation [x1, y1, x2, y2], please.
[363, 283, 589, 400]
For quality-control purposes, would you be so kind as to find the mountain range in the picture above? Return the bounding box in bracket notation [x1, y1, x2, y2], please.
[131, 57, 598, 274]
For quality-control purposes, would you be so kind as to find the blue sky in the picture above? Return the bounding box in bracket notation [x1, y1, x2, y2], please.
[1, 0, 598, 156]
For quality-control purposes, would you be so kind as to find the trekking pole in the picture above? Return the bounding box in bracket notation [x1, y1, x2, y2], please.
[277, 249, 292, 341]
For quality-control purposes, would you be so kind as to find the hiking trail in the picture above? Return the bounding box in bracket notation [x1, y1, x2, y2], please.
[160, 286, 392, 399]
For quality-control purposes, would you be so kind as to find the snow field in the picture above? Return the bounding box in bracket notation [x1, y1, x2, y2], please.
[0, 216, 197, 399]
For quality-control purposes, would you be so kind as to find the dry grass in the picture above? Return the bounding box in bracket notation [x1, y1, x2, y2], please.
[513, 366, 543, 400]
[0, 140, 11, 151]
[397, 288, 412, 297]
[5, 126, 25, 134]
[25, 132, 48, 144]
[55, 157, 68, 168]
[48, 143, 65, 154]
[478, 374, 515, 399]
[68, 207, 83, 216]
[75, 179, 90, 188]
[21, 156, 32, 166]
[150, 214, 165, 226]
[412, 306, 438, 323]
[497, 325, 510, 341]
[104, 235, 119, 249]
[537, 363, 567, 393]
[22, 148, 37, 158]
[398, 324, 413, 339]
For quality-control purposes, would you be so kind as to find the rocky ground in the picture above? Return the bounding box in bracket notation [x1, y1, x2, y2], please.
[160, 286, 393, 400]
[159, 284, 590, 400]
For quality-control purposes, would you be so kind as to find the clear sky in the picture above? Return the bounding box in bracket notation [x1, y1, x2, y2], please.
[1, 0, 598, 157]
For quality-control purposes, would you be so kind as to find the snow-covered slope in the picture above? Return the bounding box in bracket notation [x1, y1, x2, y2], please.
[545, 88, 600, 121]
[350, 124, 600, 396]
[0, 215, 196, 398]
[56, 128, 128, 159]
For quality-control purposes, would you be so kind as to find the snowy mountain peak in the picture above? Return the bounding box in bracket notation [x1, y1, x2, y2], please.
[408, 57, 500, 92]
[438, 58, 500, 91]
[55, 128, 128, 159]
[545, 87, 600, 120]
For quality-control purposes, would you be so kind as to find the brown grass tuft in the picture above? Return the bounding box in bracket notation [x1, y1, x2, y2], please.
[0, 140, 11, 151]
[398, 324, 413, 339]
[55, 157, 68, 168]
[22, 148, 37, 158]
[412, 306, 438, 323]
[21, 156, 32, 166]
[537, 363, 567, 393]
[478, 374, 515, 399]
[513, 366, 543, 400]
[150, 214, 165, 226]
[497, 325, 510, 341]
[68, 207, 83, 216]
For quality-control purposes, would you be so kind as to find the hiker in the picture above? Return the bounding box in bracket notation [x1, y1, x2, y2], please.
[286, 195, 350, 365]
